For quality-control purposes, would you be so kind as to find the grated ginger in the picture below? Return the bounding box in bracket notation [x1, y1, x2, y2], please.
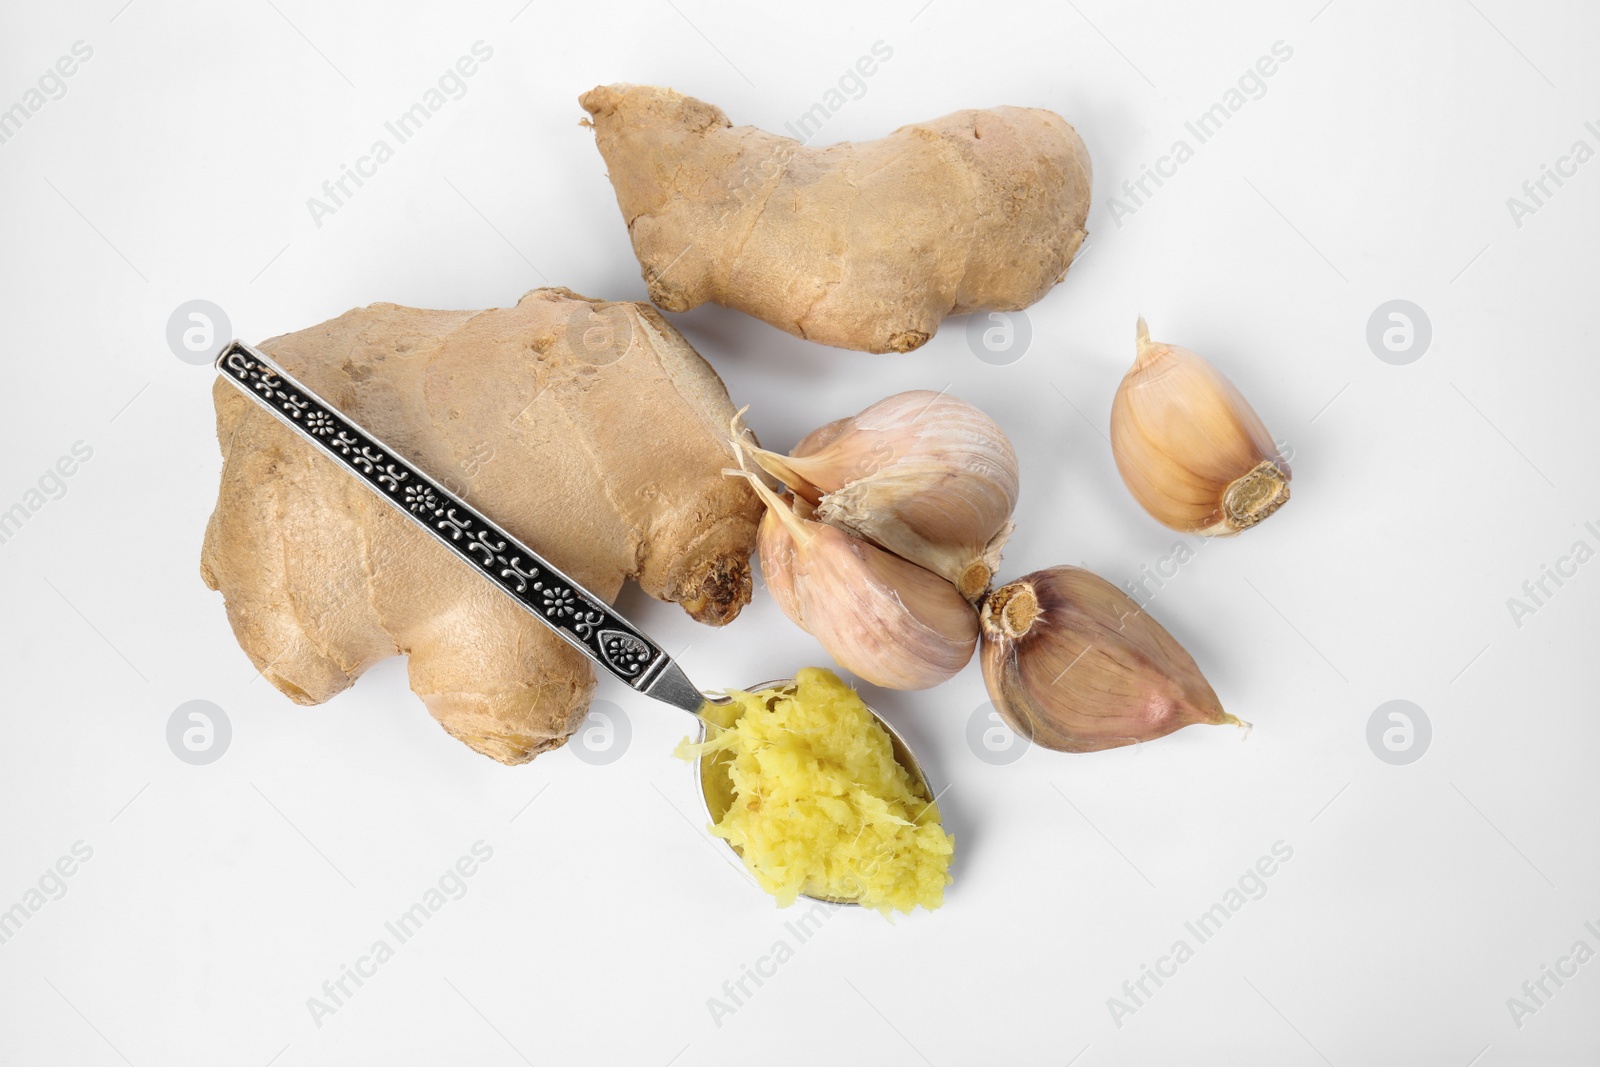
[676, 667, 953, 914]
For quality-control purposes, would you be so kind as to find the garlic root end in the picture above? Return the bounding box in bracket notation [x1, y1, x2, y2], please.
[1220, 460, 1290, 532]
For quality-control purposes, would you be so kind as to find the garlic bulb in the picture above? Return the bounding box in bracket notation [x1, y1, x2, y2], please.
[1110, 319, 1290, 535]
[978, 566, 1244, 751]
[747, 391, 1018, 601]
[741, 471, 978, 690]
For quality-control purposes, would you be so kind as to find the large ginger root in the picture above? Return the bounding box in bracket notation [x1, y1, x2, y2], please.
[201, 288, 762, 764]
[579, 83, 1092, 354]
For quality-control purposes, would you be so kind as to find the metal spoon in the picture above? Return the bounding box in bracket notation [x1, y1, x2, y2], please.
[214, 339, 932, 903]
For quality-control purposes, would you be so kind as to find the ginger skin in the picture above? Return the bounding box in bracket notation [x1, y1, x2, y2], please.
[579, 84, 1093, 354]
[201, 288, 762, 764]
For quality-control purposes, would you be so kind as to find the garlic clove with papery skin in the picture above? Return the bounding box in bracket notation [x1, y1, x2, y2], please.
[978, 566, 1245, 752]
[755, 497, 802, 623]
[746, 390, 1019, 601]
[739, 470, 978, 691]
[1110, 319, 1290, 536]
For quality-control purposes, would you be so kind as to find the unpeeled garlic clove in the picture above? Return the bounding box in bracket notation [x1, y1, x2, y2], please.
[747, 390, 1019, 601]
[756, 495, 802, 623]
[978, 565, 1244, 752]
[1110, 319, 1290, 536]
[740, 470, 978, 691]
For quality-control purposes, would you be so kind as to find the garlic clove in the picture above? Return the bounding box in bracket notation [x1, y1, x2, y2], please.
[978, 565, 1244, 751]
[755, 496, 803, 622]
[796, 523, 980, 690]
[1110, 319, 1290, 536]
[747, 390, 1019, 600]
[738, 469, 978, 691]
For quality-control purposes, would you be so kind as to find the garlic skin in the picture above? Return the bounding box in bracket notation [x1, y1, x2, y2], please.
[744, 474, 978, 690]
[1110, 320, 1290, 535]
[756, 499, 801, 622]
[748, 390, 1019, 601]
[978, 566, 1243, 751]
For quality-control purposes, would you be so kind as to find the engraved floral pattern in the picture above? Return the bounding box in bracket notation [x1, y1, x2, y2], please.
[538, 585, 577, 617]
[403, 482, 440, 515]
[598, 630, 651, 678]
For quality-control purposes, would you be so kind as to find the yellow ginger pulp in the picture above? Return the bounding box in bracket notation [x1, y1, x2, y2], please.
[676, 667, 952, 914]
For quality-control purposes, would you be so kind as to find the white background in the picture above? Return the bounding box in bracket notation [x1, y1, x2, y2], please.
[2, 0, 1597, 1064]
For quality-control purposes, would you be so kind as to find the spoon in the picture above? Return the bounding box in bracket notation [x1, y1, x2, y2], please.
[214, 339, 932, 903]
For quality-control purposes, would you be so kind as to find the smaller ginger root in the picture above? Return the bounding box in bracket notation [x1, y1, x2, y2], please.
[580, 84, 1092, 354]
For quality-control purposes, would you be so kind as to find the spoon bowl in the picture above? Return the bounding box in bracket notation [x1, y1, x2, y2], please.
[692, 679, 934, 906]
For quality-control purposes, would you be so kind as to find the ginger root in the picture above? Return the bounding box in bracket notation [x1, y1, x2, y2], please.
[201, 288, 762, 764]
[579, 83, 1093, 354]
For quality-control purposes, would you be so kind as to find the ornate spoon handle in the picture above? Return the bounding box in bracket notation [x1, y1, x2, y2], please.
[214, 339, 710, 713]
